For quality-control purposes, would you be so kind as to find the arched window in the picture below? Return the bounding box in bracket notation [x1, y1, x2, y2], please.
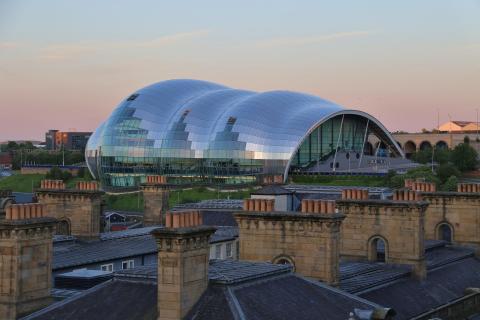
[419, 141, 432, 151]
[369, 236, 387, 263]
[272, 255, 295, 270]
[437, 223, 453, 243]
[56, 219, 71, 236]
[435, 141, 448, 150]
[404, 141, 417, 158]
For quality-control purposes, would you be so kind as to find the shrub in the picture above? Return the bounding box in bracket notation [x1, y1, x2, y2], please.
[442, 175, 458, 191]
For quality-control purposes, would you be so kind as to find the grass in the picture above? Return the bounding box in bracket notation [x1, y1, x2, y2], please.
[103, 187, 252, 212]
[0, 172, 94, 193]
[0, 172, 45, 192]
[290, 174, 389, 187]
[104, 192, 144, 212]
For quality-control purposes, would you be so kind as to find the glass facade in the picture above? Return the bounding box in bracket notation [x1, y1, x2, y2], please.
[86, 79, 402, 188]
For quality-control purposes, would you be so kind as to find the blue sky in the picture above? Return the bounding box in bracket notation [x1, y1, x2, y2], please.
[1, 0, 479, 140]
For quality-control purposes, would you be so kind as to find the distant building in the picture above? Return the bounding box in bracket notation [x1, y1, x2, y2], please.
[45, 129, 92, 151]
[438, 120, 480, 133]
[86, 79, 404, 188]
[0, 152, 12, 170]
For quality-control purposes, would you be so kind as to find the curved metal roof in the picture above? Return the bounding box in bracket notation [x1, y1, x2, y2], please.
[86, 79, 403, 179]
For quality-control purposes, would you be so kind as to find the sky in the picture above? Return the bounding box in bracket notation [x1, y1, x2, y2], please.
[0, 0, 479, 141]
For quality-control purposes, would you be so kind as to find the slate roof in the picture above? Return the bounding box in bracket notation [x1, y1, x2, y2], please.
[12, 192, 35, 204]
[209, 226, 238, 244]
[99, 225, 160, 240]
[23, 279, 157, 320]
[360, 257, 480, 320]
[201, 210, 238, 227]
[113, 260, 389, 320]
[53, 234, 158, 270]
[188, 274, 387, 320]
[53, 225, 238, 270]
[174, 199, 244, 210]
[115, 259, 291, 284]
[251, 184, 293, 195]
[339, 262, 410, 293]
[339, 243, 475, 294]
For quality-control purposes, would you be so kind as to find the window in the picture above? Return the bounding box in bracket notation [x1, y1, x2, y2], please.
[122, 260, 134, 270]
[226, 243, 232, 258]
[101, 264, 113, 272]
[215, 244, 222, 259]
[127, 93, 139, 101]
[227, 117, 237, 125]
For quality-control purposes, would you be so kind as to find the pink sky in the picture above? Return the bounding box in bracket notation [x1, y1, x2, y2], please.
[1, 1, 479, 141]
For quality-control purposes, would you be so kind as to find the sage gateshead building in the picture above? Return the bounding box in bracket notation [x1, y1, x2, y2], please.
[86, 79, 404, 188]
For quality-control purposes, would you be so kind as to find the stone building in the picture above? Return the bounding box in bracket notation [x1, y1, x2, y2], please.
[235, 198, 344, 285]
[0, 203, 56, 320]
[36, 180, 104, 238]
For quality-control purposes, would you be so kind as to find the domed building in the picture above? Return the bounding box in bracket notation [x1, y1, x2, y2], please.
[86, 79, 403, 188]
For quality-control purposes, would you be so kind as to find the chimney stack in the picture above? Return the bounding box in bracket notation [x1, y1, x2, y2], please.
[300, 199, 336, 214]
[392, 189, 422, 201]
[141, 176, 169, 226]
[243, 198, 275, 212]
[151, 224, 216, 320]
[36, 180, 104, 238]
[0, 204, 56, 319]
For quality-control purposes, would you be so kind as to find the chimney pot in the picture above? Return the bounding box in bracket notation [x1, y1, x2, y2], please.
[172, 213, 180, 228]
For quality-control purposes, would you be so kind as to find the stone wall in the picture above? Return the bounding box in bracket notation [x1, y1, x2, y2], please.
[421, 192, 480, 252]
[36, 189, 103, 238]
[336, 200, 428, 279]
[0, 204, 56, 319]
[151, 226, 216, 320]
[234, 211, 344, 285]
[141, 184, 169, 226]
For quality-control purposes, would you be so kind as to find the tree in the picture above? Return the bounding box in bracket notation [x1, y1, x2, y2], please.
[7, 141, 19, 150]
[411, 149, 432, 164]
[436, 163, 460, 184]
[464, 136, 471, 144]
[46, 166, 64, 180]
[442, 175, 459, 191]
[451, 143, 478, 172]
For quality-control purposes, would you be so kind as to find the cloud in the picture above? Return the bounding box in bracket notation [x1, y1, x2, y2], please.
[132, 29, 210, 48]
[37, 29, 210, 61]
[0, 42, 19, 49]
[39, 44, 96, 61]
[258, 31, 374, 48]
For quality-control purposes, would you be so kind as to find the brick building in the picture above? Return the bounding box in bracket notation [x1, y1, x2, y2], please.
[45, 130, 92, 151]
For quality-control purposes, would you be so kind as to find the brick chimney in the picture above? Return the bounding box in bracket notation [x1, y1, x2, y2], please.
[151, 220, 215, 320]
[36, 180, 104, 238]
[140, 175, 169, 226]
[457, 183, 480, 193]
[0, 204, 56, 319]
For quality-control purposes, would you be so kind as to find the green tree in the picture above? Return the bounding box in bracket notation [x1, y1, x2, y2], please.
[7, 141, 19, 150]
[442, 175, 458, 191]
[46, 166, 64, 180]
[433, 148, 450, 165]
[436, 163, 460, 184]
[411, 149, 432, 164]
[451, 143, 478, 172]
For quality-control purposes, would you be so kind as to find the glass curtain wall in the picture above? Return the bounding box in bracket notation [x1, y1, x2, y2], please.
[291, 115, 369, 168]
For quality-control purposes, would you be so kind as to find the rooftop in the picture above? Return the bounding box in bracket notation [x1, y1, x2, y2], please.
[29, 259, 386, 320]
[173, 199, 244, 210]
[251, 184, 293, 195]
[53, 225, 239, 270]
